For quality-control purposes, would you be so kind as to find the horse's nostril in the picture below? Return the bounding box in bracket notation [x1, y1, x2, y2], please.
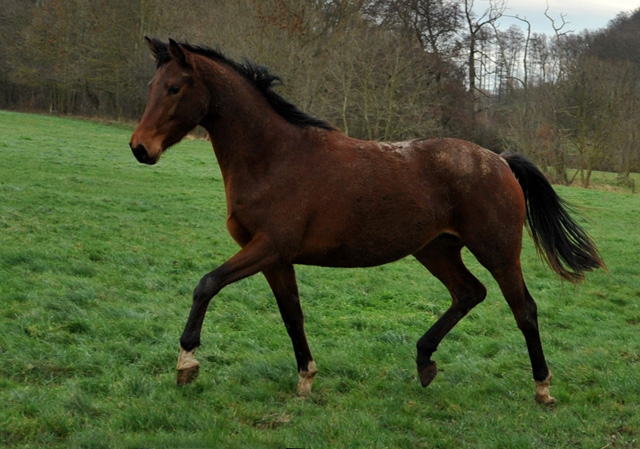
[131, 142, 151, 164]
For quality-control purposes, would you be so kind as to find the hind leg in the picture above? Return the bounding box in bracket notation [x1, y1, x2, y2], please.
[490, 264, 555, 405]
[413, 235, 487, 387]
[467, 235, 555, 405]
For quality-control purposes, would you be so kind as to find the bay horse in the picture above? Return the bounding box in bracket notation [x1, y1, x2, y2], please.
[129, 38, 604, 405]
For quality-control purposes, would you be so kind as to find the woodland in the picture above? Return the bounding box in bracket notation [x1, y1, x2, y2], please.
[1, 0, 639, 188]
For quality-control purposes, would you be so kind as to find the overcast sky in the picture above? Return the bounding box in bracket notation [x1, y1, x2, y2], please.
[491, 0, 638, 34]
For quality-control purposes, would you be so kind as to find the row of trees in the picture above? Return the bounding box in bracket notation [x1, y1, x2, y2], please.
[1, 0, 639, 187]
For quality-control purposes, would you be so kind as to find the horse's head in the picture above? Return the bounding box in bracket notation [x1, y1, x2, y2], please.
[130, 38, 210, 165]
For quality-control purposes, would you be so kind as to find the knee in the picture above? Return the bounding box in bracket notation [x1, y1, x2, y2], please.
[193, 274, 220, 302]
[472, 283, 488, 306]
[455, 281, 487, 312]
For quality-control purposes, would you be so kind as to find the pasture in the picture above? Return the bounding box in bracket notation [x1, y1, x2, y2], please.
[0, 110, 638, 448]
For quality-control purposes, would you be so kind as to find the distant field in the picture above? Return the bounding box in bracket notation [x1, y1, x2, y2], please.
[0, 110, 638, 448]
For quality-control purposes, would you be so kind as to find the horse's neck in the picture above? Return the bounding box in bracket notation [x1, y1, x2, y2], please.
[200, 92, 295, 183]
[204, 114, 291, 174]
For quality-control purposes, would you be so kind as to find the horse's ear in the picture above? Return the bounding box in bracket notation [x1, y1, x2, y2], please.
[145, 36, 161, 64]
[169, 38, 194, 69]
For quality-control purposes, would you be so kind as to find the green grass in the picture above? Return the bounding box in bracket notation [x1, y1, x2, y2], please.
[0, 110, 638, 448]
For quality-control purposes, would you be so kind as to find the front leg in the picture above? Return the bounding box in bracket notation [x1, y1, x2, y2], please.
[176, 235, 277, 385]
[263, 265, 317, 395]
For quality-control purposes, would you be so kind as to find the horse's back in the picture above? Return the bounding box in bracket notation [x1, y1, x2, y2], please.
[410, 138, 510, 185]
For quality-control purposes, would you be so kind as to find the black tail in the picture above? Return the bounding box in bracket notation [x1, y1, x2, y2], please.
[502, 153, 605, 283]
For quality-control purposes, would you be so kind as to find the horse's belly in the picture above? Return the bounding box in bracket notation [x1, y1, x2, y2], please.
[293, 216, 439, 268]
[293, 244, 410, 268]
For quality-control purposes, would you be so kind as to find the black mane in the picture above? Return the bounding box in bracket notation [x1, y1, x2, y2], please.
[148, 38, 334, 131]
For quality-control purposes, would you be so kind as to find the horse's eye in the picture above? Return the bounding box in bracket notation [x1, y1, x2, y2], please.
[168, 85, 181, 95]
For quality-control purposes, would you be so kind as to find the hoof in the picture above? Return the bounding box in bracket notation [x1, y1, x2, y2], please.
[296, 361, 318, 396]
[535, 394, 556, 407]
[418, 361, 438, 387]
[176, 347, 200, 386]
[534, 372, 556, 406]
[176, 365, 200, 386]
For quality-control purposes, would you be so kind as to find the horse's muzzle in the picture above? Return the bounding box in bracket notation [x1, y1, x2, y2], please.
[130, 142, 157, 165]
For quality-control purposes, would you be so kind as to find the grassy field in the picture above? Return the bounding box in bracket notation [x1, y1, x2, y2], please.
[0, 110, 638, 449]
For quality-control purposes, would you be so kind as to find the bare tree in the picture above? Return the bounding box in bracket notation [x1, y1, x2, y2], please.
[326, 16, 442, 140]
[365, 0, 462, 59]
[493, 25, 525, 95]
[462, 0, 505, 94]
[559, 57, 638, 187]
